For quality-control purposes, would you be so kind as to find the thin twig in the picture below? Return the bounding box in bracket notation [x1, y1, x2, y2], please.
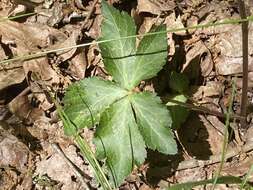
[238, 0, 249, 128]
[166, 99, 245, 121]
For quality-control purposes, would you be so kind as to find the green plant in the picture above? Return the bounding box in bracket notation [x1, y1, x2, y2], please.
[63, 1, 177, 187]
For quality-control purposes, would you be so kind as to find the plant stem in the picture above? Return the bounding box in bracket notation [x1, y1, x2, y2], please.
[211, 81, 236, 190]
[238, 0, 249, 128]
[1, 16, 253, 65]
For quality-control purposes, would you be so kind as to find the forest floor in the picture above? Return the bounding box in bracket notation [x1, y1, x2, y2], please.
[0, 0, 253, 189]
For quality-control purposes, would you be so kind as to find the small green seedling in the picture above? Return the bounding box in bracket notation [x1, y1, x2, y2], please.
[63, 1, 177, 187]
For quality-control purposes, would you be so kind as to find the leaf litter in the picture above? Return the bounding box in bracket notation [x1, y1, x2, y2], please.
[0, 0, 253, 189]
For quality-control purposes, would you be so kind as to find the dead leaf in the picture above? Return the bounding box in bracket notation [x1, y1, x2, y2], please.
[165, 12, 185, 36]
[68, 50, 87, 80]
[137, 0, 175, 15]
[0, 65, 25, 90]
[192, 81, 223, 99]
[8, 88, 45, 124]
[216, 55, 253, 75]
[0, 125, 29, 171]
[183, 40, 213, 77]
[35, 145, 91, 190]
[55, 29, 81, 62]
[0, 20, 66, 91]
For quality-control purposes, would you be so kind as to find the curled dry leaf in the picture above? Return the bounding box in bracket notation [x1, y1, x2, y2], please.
[8, 88, 45, 124]
[0, 125, 29, 171]
[183, 40, 213, 77]
[68, 50, 87, 80]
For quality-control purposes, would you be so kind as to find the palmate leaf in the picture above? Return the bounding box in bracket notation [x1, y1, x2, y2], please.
[130, 92, 177, 154]
[99, 1, 168, 90]
[64, 77, 128, 129]
[94, 98, 146, 187]
[63, 1, 178, 187]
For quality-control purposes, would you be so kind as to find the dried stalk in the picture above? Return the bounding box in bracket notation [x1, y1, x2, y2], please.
[238, 0, 249, 128]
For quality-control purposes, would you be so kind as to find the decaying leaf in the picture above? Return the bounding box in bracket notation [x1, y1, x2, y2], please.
[8, 88, 45, 124]
[35, 145, 89, 190]
[137, 0, 175, 15]
[0, 20, 66, 90]
[0, 125, 29, 171]
[0, 64, 25, 90]
[55, 29, 81, 62]
[214, 23, 253, 75]
[68, 50, 87, 80]
[183, 40, 213, 77]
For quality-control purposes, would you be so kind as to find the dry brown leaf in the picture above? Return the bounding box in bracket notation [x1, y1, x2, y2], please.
[68, 50, 87, 80]
[0, 65, 25, 90]
[0, 125, 29, 171]
[183, 40, 213, 77]
[192, 81, 223, 99]
[0, 20, 66, 90]
[165, 12, 185, 36]
[35, 145, 90, 190]
[137, 0, 175, 15]
[215, 56, 253, 75]
[55, 29, 81, 62]
[8, 88, 45, 124]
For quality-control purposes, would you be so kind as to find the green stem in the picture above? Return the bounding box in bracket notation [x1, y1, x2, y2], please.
[1, 16, 253, 65]
[211, 81, 236, 190]
[75, 135, 113, 190]
[0, 12, 36, 22]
